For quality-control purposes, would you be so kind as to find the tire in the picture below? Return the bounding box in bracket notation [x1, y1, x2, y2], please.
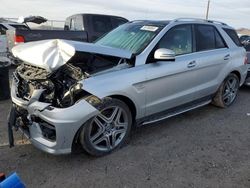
[212, 73, 239, 108]
[80, 98, 132, 156]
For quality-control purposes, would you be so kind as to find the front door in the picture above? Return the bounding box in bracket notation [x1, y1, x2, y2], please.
[145, 24, 199, 116]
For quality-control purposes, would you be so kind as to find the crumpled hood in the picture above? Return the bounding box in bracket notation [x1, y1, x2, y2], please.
[12, 39, 133, 73]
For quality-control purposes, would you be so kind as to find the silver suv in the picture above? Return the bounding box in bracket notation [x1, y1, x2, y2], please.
[9, 18, 248, 156]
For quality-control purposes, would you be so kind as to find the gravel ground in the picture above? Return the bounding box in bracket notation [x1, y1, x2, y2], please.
[0, 77, 250, 187]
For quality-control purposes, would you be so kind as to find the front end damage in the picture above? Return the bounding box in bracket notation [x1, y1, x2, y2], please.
[9, 74, 100, 154]
[8, 39, 133, 154]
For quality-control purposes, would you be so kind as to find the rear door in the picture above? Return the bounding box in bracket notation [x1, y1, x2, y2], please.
[192, 24, 229, 97]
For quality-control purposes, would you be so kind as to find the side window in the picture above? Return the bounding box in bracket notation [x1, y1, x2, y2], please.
[215, 29, 227, 48]
[195, 25, 215, 51]
[75, 16, 84, 31]
[0, 24, 7, 35]
[158, 24, 192, 55]
[92, 16, 112, 33]
[70, 18, 75, 30]
[195, 25, 226, 51]
[223, 28, 242, 47]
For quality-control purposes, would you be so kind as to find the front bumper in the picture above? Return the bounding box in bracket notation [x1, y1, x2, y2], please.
[9, 80, 99, 155]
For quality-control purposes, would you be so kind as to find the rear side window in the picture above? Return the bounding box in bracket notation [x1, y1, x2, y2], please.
[92, 16, 112, 33]
[9, 24, 29, 30]
[223, 28, 242, 47]
[215, 30, 226, 48]
[195, 25, 227, 51]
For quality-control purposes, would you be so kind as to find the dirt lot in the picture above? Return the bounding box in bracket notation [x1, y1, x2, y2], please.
[0, 85, 250, 188]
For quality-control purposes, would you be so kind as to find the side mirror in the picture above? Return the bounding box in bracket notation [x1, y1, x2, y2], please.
[154, 48, 175, 61]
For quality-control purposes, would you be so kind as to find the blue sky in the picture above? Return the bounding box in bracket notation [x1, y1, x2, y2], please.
[1, 0, 250, 28]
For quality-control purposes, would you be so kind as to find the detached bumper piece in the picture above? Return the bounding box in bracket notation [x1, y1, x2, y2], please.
[8, 105, 31, 148]
[8, 106, 16, 148]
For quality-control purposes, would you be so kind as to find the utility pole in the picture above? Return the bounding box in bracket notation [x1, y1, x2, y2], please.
[206, 0, 211, 20]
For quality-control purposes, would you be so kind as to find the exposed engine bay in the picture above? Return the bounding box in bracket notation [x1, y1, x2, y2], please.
[14, 52, 133, 108]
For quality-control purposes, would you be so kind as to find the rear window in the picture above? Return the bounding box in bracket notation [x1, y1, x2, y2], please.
[223, 28, 242, 46]
[92, 16, 112, 33]
[10, 24, 29, 30]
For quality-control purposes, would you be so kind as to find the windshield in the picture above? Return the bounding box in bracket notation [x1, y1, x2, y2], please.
[95, 22, 164, 54]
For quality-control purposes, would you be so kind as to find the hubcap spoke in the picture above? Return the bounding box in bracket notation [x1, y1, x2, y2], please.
[93, 135, 106, 145]
[90, 117, 106, 142]
[229, 79, 236, 89]
[223, 90, 230, 100]
[110, 107, 119, 122]
[98, 107, 119, 123]
[115, 122, 128, 129]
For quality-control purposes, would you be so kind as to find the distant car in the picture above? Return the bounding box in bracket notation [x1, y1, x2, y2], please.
[9, 18, 248, 156]
[5, 14, 128, 65]
[240, 35, 250, 43]
[7, 14, 128, 49]
[240, 35, 250, 85]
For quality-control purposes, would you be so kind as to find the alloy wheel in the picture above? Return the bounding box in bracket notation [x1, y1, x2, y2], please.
[89, 106, 129, 152]
[223, 76, 239, 105]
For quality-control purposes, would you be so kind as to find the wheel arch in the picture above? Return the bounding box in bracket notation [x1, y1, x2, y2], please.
[230, 70, 241, 83]
[71, 94, 137, 152]
[109, 94, 137, 123]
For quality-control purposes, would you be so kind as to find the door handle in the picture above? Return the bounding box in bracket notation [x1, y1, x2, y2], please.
[224, 54, 230, 60]
[187, 61, 196, 68]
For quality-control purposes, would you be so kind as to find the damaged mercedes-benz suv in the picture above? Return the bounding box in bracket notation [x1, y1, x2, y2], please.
[9, 19, 248, 156]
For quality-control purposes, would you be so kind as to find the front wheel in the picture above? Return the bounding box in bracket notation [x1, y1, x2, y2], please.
[212, 73, 240, 108]
[80, 98, 132, 156]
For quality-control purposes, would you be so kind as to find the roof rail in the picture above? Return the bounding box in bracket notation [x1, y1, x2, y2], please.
[207, 20, 228, 26]
[172, 18, 228, 26]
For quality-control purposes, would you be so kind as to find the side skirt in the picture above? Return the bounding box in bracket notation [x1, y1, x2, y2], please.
[137, 96, 213, 126]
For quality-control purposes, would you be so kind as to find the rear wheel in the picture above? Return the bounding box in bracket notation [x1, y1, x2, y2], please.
[212, 73, 239, 108]
[80, 98, 132, 156]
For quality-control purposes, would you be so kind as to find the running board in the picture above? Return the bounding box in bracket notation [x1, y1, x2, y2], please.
[142, 100, 211, 125]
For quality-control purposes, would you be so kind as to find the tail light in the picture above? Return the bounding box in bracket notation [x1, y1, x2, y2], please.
[244, 56, 248, 65]
[14, 35, 25, 44]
